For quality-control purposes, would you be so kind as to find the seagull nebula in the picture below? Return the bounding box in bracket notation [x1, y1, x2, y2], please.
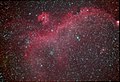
[0, 0, 119, 81]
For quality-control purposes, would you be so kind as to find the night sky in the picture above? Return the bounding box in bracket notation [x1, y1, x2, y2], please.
[0, 0, 119, 81]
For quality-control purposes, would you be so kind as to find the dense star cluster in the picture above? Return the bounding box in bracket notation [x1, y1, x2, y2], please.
[0, 0, 119, 81]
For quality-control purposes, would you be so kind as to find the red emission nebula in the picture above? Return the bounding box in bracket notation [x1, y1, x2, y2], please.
[0, 1, 119, 81]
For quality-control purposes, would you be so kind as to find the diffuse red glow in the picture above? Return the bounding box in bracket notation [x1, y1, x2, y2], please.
[24, 7, 116, 70]
[3, 7, 118, 81]
[38, 12, 50, 25]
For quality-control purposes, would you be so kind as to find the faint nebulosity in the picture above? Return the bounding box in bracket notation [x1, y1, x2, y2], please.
[0, 0, 119, 81]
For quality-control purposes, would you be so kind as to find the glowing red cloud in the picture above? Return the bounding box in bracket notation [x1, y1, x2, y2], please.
[37, 12, 50, 25]
[24, 7, 117, 72]
[2, 7, 118, 81]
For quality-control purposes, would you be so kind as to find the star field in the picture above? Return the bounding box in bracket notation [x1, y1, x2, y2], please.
[0, 0, 119, 81]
